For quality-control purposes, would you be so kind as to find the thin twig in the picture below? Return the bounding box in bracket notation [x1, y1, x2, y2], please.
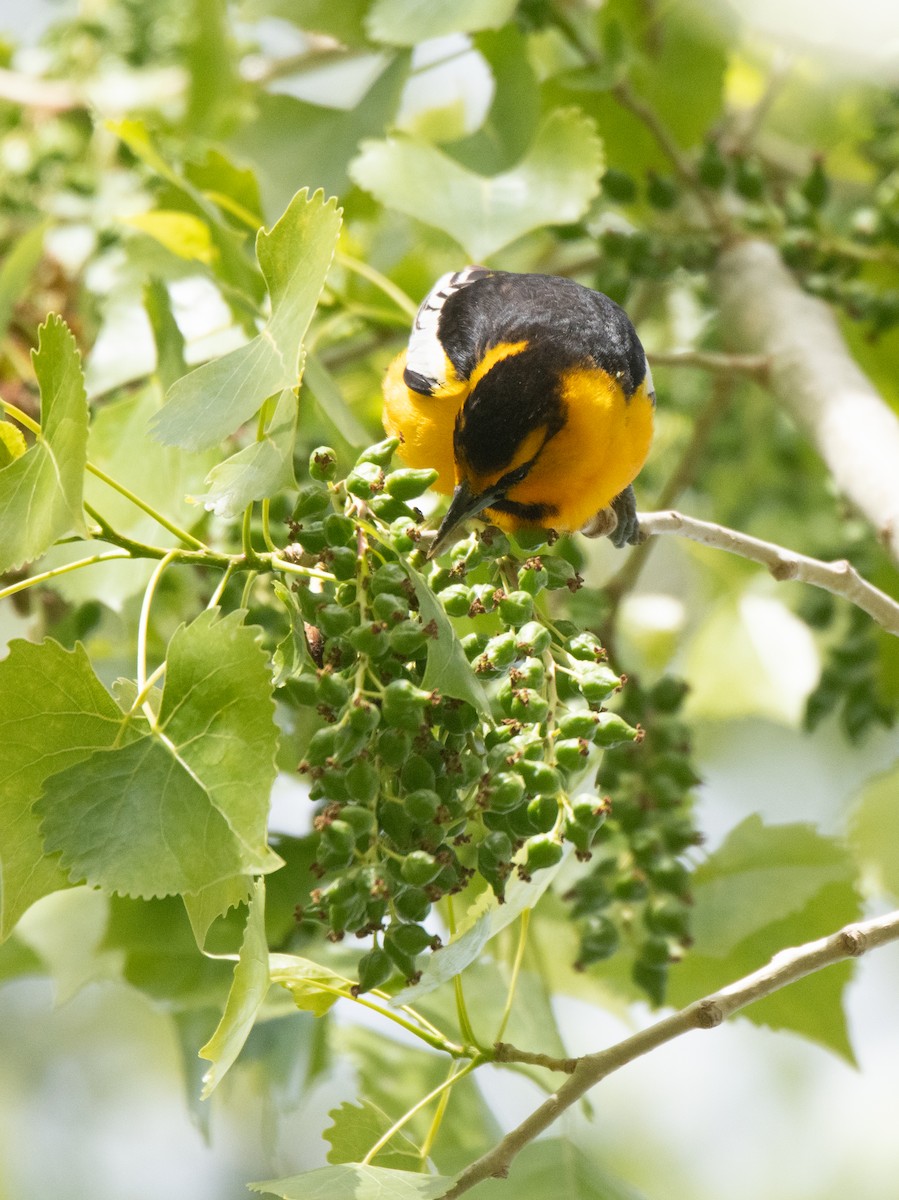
[648, 349, 770, 381]
[440, 909, 899, 1197]
[611, 82, 731, 238]
[637, 509, 899, 636]
[0, 66, 83, 111]
[492, 1043, 577, 1073]
[724, 50, 794, 158]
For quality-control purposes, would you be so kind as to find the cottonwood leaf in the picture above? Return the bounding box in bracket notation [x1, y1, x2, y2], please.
[125, 210, 215, 263]
[14, 887, 121, 1004]
[350, 109, 602, 261]
[37, 737, 264, 896]
[102, 893, 235, 1008]
[0, 315, 88, 572]
[338, 1025, 502, 1174]
[849, 762, 899, 899]
[446, 28, 540, 175]
[0, 639, 126, 940]
[269, 953, 350, 1017]
[403, 563, 489, 713]
[183, 873, 255, 949]
[250, 1165, 455, 1200]
[36, 609, 282, 899]
[302, 352, 371, 453]
[37, 382, 216, 608]
[197, 387, 298, 517]
[183, 146, 264, 228]
[151, 188, 341, 450]
[144, 280, 188, 392]
[0, 421, 27, 466]
[241, 0, 372, 47]
[667, 816, 862, 1060]
[229, 55, 408, 219]
[0, 222, 45, 340]
[366, 0, 518, 45]
[200, 878, 270, 1096]
[495, 1139, 651, 1200]
[111, 118, 264, 305]
[392, 850, 567, 1005]
[324, 1100, 421, 1169]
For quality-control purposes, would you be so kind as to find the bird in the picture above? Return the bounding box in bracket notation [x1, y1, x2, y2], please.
[382, 267, 655, 559]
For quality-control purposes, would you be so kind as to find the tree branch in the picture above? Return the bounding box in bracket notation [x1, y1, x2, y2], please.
[441, 909, 899, 1198]
[0, 66, 83, 111]
[648, 349, 770, 381]
[716, 238, 899, 566]
[635, 509, 899, 636]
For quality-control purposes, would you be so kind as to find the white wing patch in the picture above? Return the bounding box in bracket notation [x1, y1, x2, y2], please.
[405, 266, 490, 395]
[643, 354, 656, 401]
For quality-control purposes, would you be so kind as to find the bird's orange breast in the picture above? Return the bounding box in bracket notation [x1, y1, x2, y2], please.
[382, 351, 463, 495]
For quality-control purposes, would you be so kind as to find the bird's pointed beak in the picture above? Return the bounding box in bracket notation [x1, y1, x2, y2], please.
[427, 479, 501, 560]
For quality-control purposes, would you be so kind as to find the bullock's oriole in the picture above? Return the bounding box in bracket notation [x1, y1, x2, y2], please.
[382, 267, 654, 557]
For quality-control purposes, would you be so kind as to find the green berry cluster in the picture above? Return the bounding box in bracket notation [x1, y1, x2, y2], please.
[563, 675, 702, 1005]
[598, 131, 899, 341]
[284, 441, 646, 995]
[802, 598, 895, 742]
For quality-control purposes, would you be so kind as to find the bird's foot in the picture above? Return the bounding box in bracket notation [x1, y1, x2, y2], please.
[581, 485, 640, 548]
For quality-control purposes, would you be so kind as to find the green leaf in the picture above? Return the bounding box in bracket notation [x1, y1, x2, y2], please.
[302, 352, 371, 455]
[199, 878, 270, 1096]
[446, 28, 541, 174]
[229, 54, 409, 218]
[0, 314, 88, 572]
[36, 610, 282, 898]
[626, 0, 729, 151]
[0, 222, 45, 341]
[125, 210, 216, 263]
[250, 1165, 455, 1200]
[102, 893, 235, 1009]
[37, 737, 260, 896]
[241, 0, 372, 46]
[569, 0, 728, 177]
[197, 388, 299, 518]
[144, 280, 188, 392]
[269, 953, 350, 1017]
[14, 888, 121, 1003]
[158, 610, 279, 852]
[111, 118, 265, 308]
[324, 1100, 421, 1170]
[403, 563, 489, 713]
[184, 0, 243, 138]
[392, 850, 568, 1005]
[38, 381, 216, 608]
[685, 816, 858, 954]
[366, 0, 518, 45]
[183, 873, 255, 949]
[495, 1139, 651, 1200]
[338, 1025, 502, 1174]
[183, 146, 264, 229]
[667, 816, 862, 1059]
[272, 580, 314, 687]
[350, 108, 603, 261]
[849, 762, 899, 899]
[0, 639, 125, 940]
[151, 188, 341, 450]
[683, 595, 818, 726]
[0, 420, 27, 466]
